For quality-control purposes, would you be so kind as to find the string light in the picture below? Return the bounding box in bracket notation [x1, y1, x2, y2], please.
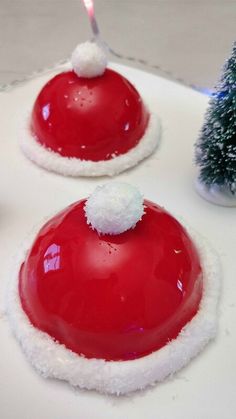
[0, 1, 211, 94]
[82, 0, 100, 39]
[80, 0, 211, 95]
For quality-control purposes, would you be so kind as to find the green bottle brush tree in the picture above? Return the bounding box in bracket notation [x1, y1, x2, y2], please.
[195, 42, 236, 206]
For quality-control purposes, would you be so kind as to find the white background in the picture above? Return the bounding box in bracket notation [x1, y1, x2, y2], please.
[0, 0, 236, 89]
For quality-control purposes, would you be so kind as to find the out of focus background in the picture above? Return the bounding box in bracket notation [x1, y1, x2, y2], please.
[0, 0, 235, 90]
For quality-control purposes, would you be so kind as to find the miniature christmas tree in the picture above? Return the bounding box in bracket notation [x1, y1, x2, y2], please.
[195, 42, 236, 206]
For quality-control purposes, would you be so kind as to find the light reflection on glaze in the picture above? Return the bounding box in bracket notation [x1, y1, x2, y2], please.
[43, 244, 60, 273]
[19, 200, 203, 361]
[42, 103, 50, 121]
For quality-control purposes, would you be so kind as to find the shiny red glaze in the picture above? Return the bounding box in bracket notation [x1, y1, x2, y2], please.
[19, 200, 203, 361]
[31, 69, 149, 161]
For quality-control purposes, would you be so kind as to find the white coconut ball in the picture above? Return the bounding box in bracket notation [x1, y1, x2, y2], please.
[84, 183, 145, 235]
[71, 41, 107, 78]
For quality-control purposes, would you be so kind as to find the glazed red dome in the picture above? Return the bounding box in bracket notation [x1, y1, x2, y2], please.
[19, 197, 203, 362]
[31, 69, 149, 162]
[22, 42, 160, 177]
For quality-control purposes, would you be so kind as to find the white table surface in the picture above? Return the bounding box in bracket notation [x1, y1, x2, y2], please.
[0, 64, 235, 419]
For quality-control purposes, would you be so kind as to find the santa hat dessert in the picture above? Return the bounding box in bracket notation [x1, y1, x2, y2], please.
[7, 183, 220, 395]
[20, 42, 160, 177]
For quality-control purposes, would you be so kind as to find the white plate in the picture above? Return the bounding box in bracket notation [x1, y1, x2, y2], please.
[0, 64, 235, 419]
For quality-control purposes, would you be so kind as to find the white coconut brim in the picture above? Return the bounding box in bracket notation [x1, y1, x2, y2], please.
[195, 178, 236, 207]
[19, 112, 160, 177]
[6, 226, 220, 396]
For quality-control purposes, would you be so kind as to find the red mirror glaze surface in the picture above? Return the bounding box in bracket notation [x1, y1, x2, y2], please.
[31, 69, 149, 161]
[19, 200, 203, 361]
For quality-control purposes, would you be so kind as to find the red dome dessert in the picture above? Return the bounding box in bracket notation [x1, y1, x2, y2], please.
[19, 194, 202, 361]
[31, 69, 149, 162]
[7, 183, 220, 394]
[20, 42, 160, 177]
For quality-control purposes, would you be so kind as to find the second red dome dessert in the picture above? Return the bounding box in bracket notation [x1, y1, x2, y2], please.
[7, 183, 220, 394]
[20, 42, 160, 177]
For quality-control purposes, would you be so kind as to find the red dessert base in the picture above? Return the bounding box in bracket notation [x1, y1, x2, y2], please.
[19, 200, 202, 361]
[31, 69, 149, 161]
